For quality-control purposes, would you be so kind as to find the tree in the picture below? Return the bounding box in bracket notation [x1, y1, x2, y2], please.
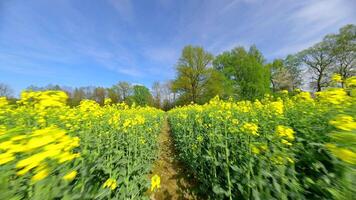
[271, 67, 294, 91]
[68, 88, 85, 106]
[267, 58, 302, 92]
[213, 46, 270, 100]
[0, 83, 13, 97]
[172, 45, 224, 104]
[130, 85, 153, 106]
[116, 81, 132, 101]
[267, 59, 284, 91]
[26, 84, 62, 91]
[107, 87, 120, 104]
[92, 87, 106, 105]
[299, 40, 334, 91]
[160, 81, 175, 110]
[81, 86, 95, 99]
[328, 24, 356, 86]
[283, 55, 303, 90]
[151, 81, 162, 108]
[249, 45, 265, 64]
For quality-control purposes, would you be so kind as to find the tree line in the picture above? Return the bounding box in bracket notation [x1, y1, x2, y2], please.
[172, 24, 355, 105]
[1, 24, 354, 109]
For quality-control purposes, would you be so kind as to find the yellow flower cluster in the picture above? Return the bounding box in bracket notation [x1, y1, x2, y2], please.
[331, 73, 342, 83]
[18, 90, 68, 109]
[150, 174, 161, 192]
[0, 126, 80, 182]
[269, 100, 284, 115]
[345, 76, 356, 88]
[250, 143, 268, 155]
[241, 122, 259, 136]
[0, 125, 5, 136]
[327, 114, 356, 165]
[271, 155, 294, 165]
[123, 115, 145, 130]
[329, 114, 356, 131]
[0, 97, 8, 108]
[63, 170, 77, 181]
[104, 98, 112, 105]
[316, 88, 350, 105]
[275, 125, 295, 146]
[326, 144, 356, 165]
[294, 91, 313, 102]
[103, 178, 117, 190]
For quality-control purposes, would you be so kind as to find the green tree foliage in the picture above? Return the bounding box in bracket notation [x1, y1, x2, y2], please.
[297, 24, 355, 91]
[213, 46, 270, 100]
[106, 87, 120, 104]
[68, 88, 85, 106]
[283, 55, 303, 90]
[267, 59, 285, 91]
[172, 45, 225, 104]
[129, 85, 153, 106]
[328, 24, 356, 83]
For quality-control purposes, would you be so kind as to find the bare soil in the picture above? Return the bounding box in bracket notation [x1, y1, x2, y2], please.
[149, 118, 198, 200]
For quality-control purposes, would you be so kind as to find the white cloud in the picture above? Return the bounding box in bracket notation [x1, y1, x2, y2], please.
[289, 0, 354, 39]
[272, 0, 356, 58]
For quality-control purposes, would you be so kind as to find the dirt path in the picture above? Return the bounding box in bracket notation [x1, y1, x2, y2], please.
[149, 118, 198, 200]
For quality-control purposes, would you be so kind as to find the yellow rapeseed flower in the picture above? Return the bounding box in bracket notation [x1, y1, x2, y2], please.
[0, 153, 15, 165]
[329, 114, 356, 131]
[316, 88, 349, 105]
[241, 122, 259, 136]
[331, 74, 342, 83]
[295, 92, 313, 102]
[31, 168, 49, 183]
[270, 101, 284, 115]
[286, 157, 294, 164]
[326, 143, 356, 165]
[63, 170, 77, 181]
[281, 139, 292, 146]
[275, 125, 295, 142]
[345, 76, 356, 88]
[232, 119, 239, 125]
[251, 146, 260, 154]
[151, 174, 161, 192]
[103, 178, 117, 190]
[280, 90, 288, 95]
[0, 97, 8, 107]
[0, 125, 6, 135]
[58, 153, 80, 163]
[104, 98, 112, 105]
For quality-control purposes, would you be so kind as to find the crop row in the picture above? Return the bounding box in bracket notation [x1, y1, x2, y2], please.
[0, 91, 164, 200]
[168, 84, 356, 199]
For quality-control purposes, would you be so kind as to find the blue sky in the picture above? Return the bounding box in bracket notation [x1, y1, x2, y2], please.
[0, 0, 355, 94]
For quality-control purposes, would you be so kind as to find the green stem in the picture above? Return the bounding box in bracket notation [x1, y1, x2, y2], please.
[225, 123, 232, 200]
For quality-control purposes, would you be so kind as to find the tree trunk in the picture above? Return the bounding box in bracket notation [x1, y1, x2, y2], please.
[317, 74, 322, 92]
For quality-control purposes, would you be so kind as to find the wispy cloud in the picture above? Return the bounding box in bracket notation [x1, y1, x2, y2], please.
[0, 0, 355, 92]
[270, 0, 356, 57]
